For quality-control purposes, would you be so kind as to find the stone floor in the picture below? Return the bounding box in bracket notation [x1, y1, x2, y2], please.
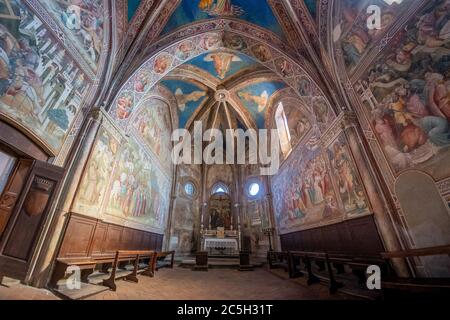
[0, 267, 355, 300]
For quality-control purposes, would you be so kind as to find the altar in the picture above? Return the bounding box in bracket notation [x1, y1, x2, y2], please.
[200, 189, 240, 256]
[203, 238, 238, 254]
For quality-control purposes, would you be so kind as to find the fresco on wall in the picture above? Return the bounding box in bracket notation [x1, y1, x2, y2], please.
[42, 0, 105, 70]
[327, 135, 370, 215]
[161, 79, 207, 128]
[0, 1, 88, 154]
[360, 0, 450, 179]
[272, 147, 342, 233]
[162, 0, 285, 38]
[282, 100, 312, 146]
[170, 165, 201, 253]
[339, 0, 409, 70]
[187, 51, 257, 80]
[132, 98, 173, 173]
[105, 138, 171, 231]
[73, 127, 119, 216]
[237, 81, 286, 128]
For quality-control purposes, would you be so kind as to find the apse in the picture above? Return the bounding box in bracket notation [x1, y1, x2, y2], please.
[0, 0, 449, 304]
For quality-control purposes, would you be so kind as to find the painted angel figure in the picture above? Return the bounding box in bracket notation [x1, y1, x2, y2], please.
[199, 0, 240, 17]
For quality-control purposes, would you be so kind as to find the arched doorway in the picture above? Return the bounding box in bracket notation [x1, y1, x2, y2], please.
[395, 171, 450, 277]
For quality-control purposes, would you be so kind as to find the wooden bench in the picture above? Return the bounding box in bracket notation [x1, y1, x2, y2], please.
[381, 245, 450, 296]
[50, 250, 157, 290]
[154, 251, 175, 271]
[288, 251, 389, 294]
[267, 251, 289, 271]
[288, 251, 344, 293]
[102, 250, 156, 291]
[287, 246, 450, 297]
[327, 253, 387, 287]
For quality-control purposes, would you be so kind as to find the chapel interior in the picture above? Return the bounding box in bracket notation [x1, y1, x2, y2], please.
[0, 0, 449, 301]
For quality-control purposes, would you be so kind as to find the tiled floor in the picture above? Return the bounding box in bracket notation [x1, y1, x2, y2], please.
[0, 267, 354, 300]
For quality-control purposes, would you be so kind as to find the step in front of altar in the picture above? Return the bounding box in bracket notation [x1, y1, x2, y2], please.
[178, 257, 265, 269]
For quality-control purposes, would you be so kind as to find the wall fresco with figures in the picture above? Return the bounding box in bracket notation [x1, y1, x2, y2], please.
[104, 138, 171, 231]
[169, 164, 201, 254]
[358, 0, 450, 179]
[131, 98, 173, 173]
[42, 0, 105, 70]
[271, 131, 370, 234]
[337, 0, 411, 71]
[72, 126, 119, 216]
[272, 144, 341, 233]
[72, 120, 172, 233]
[327, 134, 370, 216]
[0, 0, 89, 154]
[275, 96, 312, 147]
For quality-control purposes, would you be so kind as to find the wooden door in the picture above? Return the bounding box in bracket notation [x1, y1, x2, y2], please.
[0, 152, 33, 239]
[0, 160, 64, 280]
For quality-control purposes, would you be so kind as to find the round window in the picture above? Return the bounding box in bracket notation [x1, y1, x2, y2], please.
[184, 182, 195, 197]
[248, 183, 260, 197]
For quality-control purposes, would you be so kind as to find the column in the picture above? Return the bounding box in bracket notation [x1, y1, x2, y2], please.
[234, 202, 241, 252]
[341, 112, 409, 277]
[29, 108, 103, 287]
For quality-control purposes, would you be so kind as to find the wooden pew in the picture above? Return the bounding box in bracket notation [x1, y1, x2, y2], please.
[381, 245, 450, 295]
[50, 250, 157, 290]
[267, 251, 289, 271]
[327, 253, 387, 287]
[154, 251, 175, 271]
[288, 251, 344, 293]
[50, 258, 97, 288]
[102, 250, 156, 291]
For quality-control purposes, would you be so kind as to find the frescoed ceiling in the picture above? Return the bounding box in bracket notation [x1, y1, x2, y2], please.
[162, 0, 285, 38]
[159, 47, 288, 130]
[160, 79, 208, 128]
[128, 0, 142, 21]
[186, 51, 258, 80]
[303, 0, 317, 19]
[235, 81, 286, 128]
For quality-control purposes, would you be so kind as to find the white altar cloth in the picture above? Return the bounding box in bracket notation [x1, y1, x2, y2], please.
[203, 238, 238, 251]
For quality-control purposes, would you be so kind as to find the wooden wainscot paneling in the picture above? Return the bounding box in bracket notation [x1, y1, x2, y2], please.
[89, 221, 108, 257]
[121, 227, 134, 250]
[56, 213, 165, 261]
[103, 224, 123, 254]
[59, 214, 97, 259]
[150, 233, 158, 250]
[280, 215, 385, 257]
[143, 232, 152, 249]
[133, 230, 144, 250]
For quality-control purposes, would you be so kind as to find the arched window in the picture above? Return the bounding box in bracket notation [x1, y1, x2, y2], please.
[211, 182, 229, 195]
[275, 102, 292, 156]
